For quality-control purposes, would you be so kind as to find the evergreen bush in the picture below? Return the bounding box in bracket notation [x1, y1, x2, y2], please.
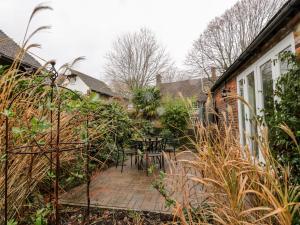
[266, 53, 300, 185]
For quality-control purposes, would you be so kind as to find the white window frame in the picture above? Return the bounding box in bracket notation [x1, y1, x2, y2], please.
[237, 33, 295, 161]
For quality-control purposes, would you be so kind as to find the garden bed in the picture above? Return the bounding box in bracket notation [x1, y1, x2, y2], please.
[60, 206, 175, 225]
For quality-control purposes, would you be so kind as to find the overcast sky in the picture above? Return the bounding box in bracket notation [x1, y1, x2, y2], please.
[1, 0, 237, 81]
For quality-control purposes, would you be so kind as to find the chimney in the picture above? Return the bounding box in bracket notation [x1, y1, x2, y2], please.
[211, 67, 217, 81]
[156, 74, 162, 86]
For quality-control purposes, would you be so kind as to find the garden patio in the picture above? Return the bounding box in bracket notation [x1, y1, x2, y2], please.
[60, 150, 201, 215]
[1, 1, 300, 224]
[60, 159, 171, 213]
[1, 55, 299, 225]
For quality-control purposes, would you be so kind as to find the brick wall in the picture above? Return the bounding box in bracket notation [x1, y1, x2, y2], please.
[293, 20, 300, 54]
[213, 76, 239, 137]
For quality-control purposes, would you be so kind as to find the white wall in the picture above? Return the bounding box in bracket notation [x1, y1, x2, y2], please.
[64, 76, 90, 94]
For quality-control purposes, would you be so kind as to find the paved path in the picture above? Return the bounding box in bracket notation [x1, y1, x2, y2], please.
[60, 160, 171, 213]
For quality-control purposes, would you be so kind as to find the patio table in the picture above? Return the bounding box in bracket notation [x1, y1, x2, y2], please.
[131, 137, 165, 175]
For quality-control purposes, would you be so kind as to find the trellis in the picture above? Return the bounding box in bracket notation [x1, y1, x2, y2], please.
[3, 62, 91, 225]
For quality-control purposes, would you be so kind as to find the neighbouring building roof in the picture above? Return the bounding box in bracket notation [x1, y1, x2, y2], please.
[211, 0, 300, 92]
[0, 30, 41, 68]
[158, 78, 213, 102]
[69, 69, 115, 97]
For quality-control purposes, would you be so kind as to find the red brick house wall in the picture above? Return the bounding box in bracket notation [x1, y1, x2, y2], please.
[213, 77, 239, 137]
[294, 19, 300, 53]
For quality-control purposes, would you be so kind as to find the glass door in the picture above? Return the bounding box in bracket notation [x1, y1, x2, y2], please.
[260, 60, 274, 119]
[238, 71, 259, 158]
[238, 79, 246, 147]
[246, 72, 258, 156]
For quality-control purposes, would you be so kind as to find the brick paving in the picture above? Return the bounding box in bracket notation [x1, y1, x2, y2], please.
[60, 160, 171, 213]
[60, 151, 203, 214]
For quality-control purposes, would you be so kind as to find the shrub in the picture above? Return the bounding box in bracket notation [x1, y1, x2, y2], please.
[94, 101, 132, 143]
[132, 87, 161, 120]
[64, 93, 133, 161]
[90, 100, 133, 163]
[160, 98, 190, 138]
[132, 118, 155, 137]
[265, 52, 300, 185]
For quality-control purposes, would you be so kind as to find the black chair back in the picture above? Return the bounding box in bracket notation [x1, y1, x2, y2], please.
[161, 138, 167, 151]
[144, 138, 163, 154]
[131, 140, 143, 152]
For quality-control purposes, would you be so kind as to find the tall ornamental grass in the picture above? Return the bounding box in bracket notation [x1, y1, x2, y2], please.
[164, 97, 300, 225]
[0, 4, 108, 221]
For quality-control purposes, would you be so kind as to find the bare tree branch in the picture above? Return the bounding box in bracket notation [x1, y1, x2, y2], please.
[105, 28, 172, 93]
[185, 0, 287, 78]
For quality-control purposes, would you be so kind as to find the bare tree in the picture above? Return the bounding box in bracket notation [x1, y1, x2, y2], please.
[105, 28, 171, 93]
[161, 66, 193, 83]
[161, 65, 177, 83]
[185, 0, 287, 78]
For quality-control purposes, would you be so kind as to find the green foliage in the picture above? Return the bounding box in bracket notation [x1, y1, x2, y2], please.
[30, 117, 51, 136]
[0, 65, 8, 75]
[59, 98, 133, 189]
[62, 91, 101, 115]
[265, 52, 300, 185]
[31, 204, 52, 225]
[160, 98, 190, 137]
[10, 116, 51, 142]
[46, 171, 55, 179]
[132, 118, 155, 137]
[88, 100, 133, 164]
[128, 210, 143, 224]
[152, 171, 176, 208]
[0, 153, 6, 162]
[59, 155, 86, 190]
[160, 128, 173, 140]
[7, 219, 18, 225]
[1, 108, 14, 118]
[132, 87, 161, 119]
[94, 101, 132, 143]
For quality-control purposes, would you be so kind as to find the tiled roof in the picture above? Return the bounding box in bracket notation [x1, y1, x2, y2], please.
[158, 78, 213, 102]
[69, 69, 115, 97]
[0, 30, 41, 68]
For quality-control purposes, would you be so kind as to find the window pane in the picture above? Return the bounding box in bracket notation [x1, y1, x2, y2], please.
[260, 60, 274, 117]
[239, 79, 246, 146]
[198, 102, 205, 122]
[279, 46, 292, 75]
[247, 72, 258, 156]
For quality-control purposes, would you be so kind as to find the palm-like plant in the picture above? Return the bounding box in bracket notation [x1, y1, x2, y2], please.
[132, 86, 161, 120]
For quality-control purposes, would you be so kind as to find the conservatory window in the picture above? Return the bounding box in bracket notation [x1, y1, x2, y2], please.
[279, 46, 292, 75]
[246, 72, 258, 156]
[238, 79, 246, 146]
[260, 60, 274, 117]
[236, 33, 295, 161]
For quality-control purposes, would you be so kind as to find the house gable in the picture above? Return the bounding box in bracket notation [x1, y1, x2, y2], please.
[0, 30, 41, 68]
[63, 69, 115, 98]
[64, 75, 90, 95]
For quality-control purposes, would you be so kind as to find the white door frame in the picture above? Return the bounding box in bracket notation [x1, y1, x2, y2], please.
[237, 33, 295, 161]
